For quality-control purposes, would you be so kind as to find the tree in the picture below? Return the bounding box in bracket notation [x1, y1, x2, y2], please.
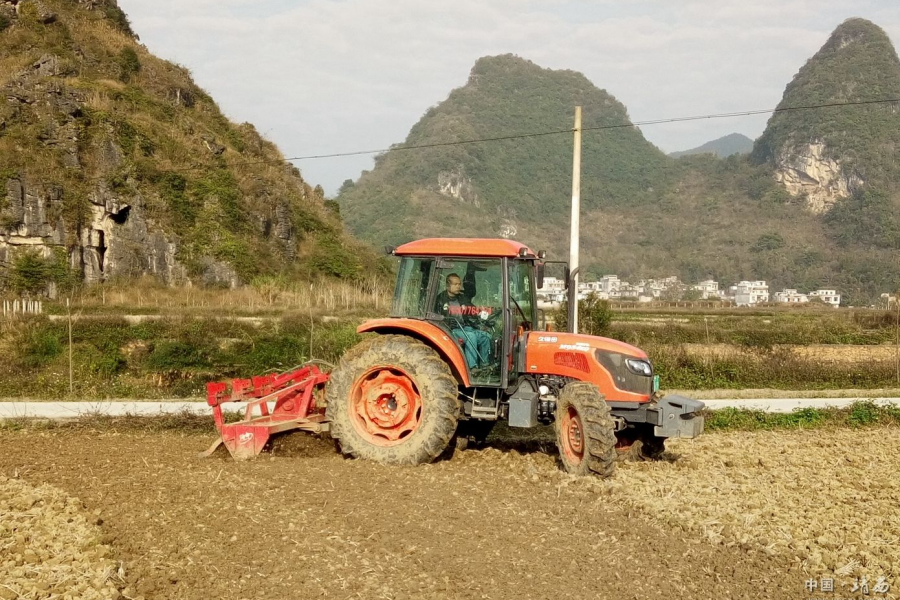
[337, 179, 355, 196]
[750, 233, 785, 253]
[682, 288, 704, 301]
[550, 293, 612, 336]
[117, 47, 141, 83]
[8, 251, 50, 295]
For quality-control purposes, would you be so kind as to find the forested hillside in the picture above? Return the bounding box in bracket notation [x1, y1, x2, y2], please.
[339, 20, 900, 303]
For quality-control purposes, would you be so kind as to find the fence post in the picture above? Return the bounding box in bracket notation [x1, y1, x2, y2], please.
[67, 298, 74, 397]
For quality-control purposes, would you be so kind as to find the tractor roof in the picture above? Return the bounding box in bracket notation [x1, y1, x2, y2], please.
[394, 238, 537, 258]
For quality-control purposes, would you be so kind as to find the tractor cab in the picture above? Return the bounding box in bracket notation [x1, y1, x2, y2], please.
[388, 239, 538, 388]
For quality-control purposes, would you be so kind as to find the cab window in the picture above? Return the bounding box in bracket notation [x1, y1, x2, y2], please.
[508, 259, 535, 330]
[391, 257, 433, 318]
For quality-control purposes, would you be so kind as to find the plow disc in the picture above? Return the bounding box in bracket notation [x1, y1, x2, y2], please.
[201, 364, 330, 460]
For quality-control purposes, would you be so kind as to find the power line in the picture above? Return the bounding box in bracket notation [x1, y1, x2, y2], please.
[153, 96, 900, 174]
[280, 97, 900, 162]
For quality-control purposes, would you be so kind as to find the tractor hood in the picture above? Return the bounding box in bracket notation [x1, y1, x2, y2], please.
[528, 332, 648, 360]
[525, 332, 653, 402]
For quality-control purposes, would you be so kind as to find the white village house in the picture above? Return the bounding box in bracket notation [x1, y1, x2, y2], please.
[734, 281, 770, 307]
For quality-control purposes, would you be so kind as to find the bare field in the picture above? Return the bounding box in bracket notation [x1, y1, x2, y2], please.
[1, 426, 898, 599]
[681, 342, 899, 363]
[606, 430, 900, 581]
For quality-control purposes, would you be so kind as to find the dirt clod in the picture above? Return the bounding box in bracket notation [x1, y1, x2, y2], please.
[0, 475, 123, 599]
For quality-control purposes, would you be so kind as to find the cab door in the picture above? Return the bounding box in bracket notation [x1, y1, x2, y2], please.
[505, 259, 536, 386]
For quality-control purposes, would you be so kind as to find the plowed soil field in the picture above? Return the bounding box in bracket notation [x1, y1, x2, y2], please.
[4, 424, 893, 600]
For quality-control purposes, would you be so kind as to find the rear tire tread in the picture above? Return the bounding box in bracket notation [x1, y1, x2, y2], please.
[326, 334, 460, 466]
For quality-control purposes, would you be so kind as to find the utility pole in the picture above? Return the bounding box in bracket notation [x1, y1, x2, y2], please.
[567, 106, 582, 334]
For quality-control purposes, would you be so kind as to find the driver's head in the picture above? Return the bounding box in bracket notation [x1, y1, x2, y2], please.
[446, 273, 462, 298]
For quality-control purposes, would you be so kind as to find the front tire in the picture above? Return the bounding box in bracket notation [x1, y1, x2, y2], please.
[555, 382, 617, 478]
[326, 334, 460, 465]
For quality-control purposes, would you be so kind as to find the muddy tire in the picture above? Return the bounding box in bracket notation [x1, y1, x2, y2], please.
[555, 382, 617, 478]
[326, 334, 460, 465]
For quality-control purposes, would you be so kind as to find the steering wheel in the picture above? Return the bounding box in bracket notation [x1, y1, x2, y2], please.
[509, 296, 529, 327]
[478, 307, 501, 329]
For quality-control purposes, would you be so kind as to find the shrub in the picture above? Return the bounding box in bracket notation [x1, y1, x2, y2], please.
[158, 172, 195, 230]
[550, 292, 612, 336]
[309, 235, 362, 280]
[193, 169, 245, 226]
[117, 47, 141, 82]
[848, 401, 882, 427]
[8, 251, 50, 294]
[20, 326, 63, 368]
[103, 4, 135, 37]
[6, 248, 79, 296]
[146, 340, 210, 371]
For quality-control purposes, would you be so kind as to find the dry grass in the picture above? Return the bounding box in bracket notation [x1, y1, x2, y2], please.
[678, 387, 900, 399]
[0, 54, 31, 86]
[66, 275, 391, 315]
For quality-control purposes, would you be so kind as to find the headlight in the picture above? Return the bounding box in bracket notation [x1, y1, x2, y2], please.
[625, 358, 653, 376]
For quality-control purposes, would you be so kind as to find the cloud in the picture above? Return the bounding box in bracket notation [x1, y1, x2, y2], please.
[119, 0, 900, 193]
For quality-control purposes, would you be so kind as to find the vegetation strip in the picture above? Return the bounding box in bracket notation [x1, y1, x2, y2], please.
[703, 401, 900, 431]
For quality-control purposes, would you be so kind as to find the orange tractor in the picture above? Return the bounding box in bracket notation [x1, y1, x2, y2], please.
[204, 238, 704, 477]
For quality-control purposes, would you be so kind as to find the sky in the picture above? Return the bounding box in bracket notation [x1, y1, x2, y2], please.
[117, 0, 900, 195]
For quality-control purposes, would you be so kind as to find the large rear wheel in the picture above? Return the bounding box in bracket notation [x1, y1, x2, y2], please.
[555, 382, 617, 477]
[327, 334, 460, 465]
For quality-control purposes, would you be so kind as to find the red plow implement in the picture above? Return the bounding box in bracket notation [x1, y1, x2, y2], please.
[200, 364, 330, 460]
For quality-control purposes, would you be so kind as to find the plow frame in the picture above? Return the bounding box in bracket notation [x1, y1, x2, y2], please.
[200, 364, 331, 460]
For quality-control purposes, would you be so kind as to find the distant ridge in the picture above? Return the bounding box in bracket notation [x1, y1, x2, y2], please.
[670, 133, 753, 158]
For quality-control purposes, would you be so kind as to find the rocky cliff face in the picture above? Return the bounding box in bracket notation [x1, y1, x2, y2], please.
[773, 142, 863, 213]
[0, 47, 189, 290]
[0, 0, 363, 293]
[1, 176, 186, 288]
[436, 166, 479, 206]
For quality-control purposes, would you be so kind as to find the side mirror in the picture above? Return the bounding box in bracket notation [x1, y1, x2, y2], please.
[564, 266, 571, 290]
[536, 262, 545, 290]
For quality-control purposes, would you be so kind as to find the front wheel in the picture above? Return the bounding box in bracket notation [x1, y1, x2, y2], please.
[326, 334, 460, 465]
[554, 382, 617, 478]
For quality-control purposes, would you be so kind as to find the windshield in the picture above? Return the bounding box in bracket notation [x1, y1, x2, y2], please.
[391, 257, 434, 318]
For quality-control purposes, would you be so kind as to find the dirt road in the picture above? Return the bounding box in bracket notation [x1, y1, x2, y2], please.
[0, 426, 800, 600]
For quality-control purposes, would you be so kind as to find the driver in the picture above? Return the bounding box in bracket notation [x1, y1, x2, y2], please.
[435, 273, 492, 370]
